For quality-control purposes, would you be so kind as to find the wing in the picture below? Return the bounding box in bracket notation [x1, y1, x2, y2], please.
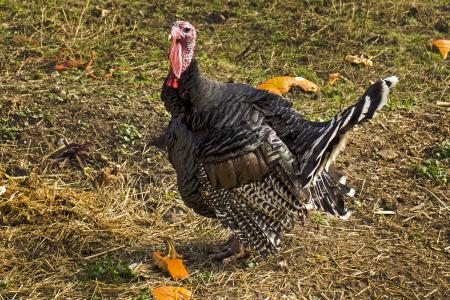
[256, 76, 398, 188]
[167, 117, 216, 218]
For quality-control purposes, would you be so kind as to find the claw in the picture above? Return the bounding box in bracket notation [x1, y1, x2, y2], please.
[210, 235, 248, 263]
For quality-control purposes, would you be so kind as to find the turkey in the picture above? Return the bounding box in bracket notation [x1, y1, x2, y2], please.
[160, 21, 398, 259]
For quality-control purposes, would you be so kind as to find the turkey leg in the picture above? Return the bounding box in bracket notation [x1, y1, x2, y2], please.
[211, 235, 248, 263]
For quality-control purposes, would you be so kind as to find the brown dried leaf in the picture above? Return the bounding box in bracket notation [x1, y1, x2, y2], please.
[432, 39, 450, 59]
[345, 55, 373, 67]
[52, 49, 96, 73]
[257, 76, 320, 95]
[327, 73, 343, 86]
[152, 238, 189, 281]
[96, 167, 119, 185]
[152, 286, 192, 300]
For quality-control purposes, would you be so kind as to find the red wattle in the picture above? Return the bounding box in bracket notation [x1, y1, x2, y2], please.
[165, 73, 179, 89]
[169, 39, 183, 79]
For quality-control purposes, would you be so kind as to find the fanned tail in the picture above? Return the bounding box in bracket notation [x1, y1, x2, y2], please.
[333, 76, 399, 131]
[299, 76, 399, 186]
[306, 168, 355, 218]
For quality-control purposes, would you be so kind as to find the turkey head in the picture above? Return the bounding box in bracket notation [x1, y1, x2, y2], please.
[166, 21, 197, 88]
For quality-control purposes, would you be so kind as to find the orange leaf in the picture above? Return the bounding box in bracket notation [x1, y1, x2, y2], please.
[152, 286, 192, 300]
[54, 64, 67, 71]
[345, 54, 373, 67]
[152, 238, 189, 281]
[52, 49, 96, 72]
[432, 39, 450, 59]
[327, 73, 343, 86]
[257, 76, 320, 95]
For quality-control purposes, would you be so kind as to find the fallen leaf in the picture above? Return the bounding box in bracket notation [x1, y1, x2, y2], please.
[51, 48, 99, 79]
[327, 73, 343, 86]
[54, 64, 68, 71]
[152, 286, 192, 300]
[345, 54, 373, 67]
[432, 39, 450, 59]
[96, 167, 119, 185]
[257, 76, 320, 95]
[153, 237, 189, 281]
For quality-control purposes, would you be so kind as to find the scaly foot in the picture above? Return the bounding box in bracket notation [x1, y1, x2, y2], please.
[211, 235, 248, 263]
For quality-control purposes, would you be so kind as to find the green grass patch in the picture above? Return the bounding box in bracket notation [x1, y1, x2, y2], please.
[311, 213, 336, 227]
[82, 256, 135, 283]
[193, 271, 215, 284]
[0, 118, 18, 141]
[432, 141, 450, 161]
[117, 123, 143, 146]
[0, 278, 6, 290]
[386, 95, 420, 111]
[135, 288, 152, 300]
[413, 159, 448, 185]
[294, 67, 321, 84]
[15, 104, 53, 125]
[0, 125, 17, 141]
[408, 231, 422, 244]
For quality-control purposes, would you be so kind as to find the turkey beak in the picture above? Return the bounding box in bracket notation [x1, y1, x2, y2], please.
[168, 34, 172, 40]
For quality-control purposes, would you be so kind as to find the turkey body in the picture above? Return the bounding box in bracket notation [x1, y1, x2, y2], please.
[162, 59, 397, 256]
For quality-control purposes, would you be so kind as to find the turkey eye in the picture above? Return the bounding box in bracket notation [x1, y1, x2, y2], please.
[183, 27, 191, 33]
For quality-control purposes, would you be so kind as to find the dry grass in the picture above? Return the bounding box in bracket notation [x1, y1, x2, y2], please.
[1, 0, 449, 299]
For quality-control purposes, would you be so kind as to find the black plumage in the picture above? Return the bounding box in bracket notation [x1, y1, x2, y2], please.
[161, 21, 398, 257]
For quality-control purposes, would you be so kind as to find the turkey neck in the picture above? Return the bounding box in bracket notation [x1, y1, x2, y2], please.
[163, 58, 225, 116]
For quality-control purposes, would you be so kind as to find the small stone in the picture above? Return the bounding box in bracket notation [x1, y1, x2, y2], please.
[0, 185, 6, 196]
[56, 138, 65, 147]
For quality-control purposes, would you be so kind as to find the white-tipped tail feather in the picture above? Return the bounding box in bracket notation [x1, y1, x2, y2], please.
[302, 76, 398, 217]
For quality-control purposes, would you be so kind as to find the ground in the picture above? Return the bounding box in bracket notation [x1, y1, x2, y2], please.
[0, 0, 449, 299]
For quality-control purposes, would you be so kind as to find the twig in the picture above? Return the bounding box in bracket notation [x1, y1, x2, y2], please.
[355, 285, 370, 297]
[310, 24, 330, 38]
[374, 210, 396, 215]
[76, 51, 97, 80]
[424, 288, 438, 298]
[4, 174, 29, 180]
[41, 144, 67, 162]
[72, 0, 90, 45]
[417, 185, 449, 211]
[330, 255, 343, 271]
[436, 101, 449, 107]
[236, 40, 256, 61]
[83, 245, 125, 259]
